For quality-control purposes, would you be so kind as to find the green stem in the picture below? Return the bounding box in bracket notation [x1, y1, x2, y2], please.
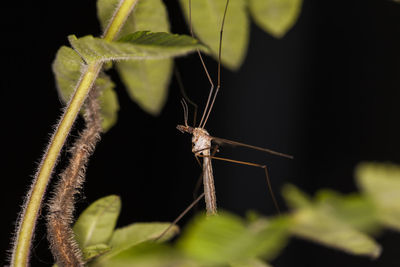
[11, 1, 138, 266]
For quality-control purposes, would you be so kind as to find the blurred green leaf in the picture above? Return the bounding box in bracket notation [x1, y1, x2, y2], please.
[82, 244, 111, 262]
[283, 185, 381, 258]
[356, 162, 400, 231]
[315, 190, 379, 233]
[92, 243, 199, 267]
[245, 217, 291, 261]
[93, 223, 178, 264]
[284, 185, 379, 232]
[52, 46, 82, 88]
[245, 210, 262, 223]
[116, 59, 172, 115]
[73, 195, 121, 248]
[97, 0, 169, 37]
[68, 31, 205, 64]
[178, 212, 290, 264]
[291, 208, 381, 258]
[97, 0, 173, 115]
[52, 46, 119, 131]
[248, 0, 302, 38]
[230, 258, 272, 267]
[179, 0, 249, 70]
[97, 0, 124, 32]
[282, 184, 312, 209]
[96, 77, 119, 131]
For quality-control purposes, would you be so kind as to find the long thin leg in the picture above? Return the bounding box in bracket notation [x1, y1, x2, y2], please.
[197, 154, 281, 214]
[212, 136, 293, 159]
[200, 0, 230, 129]
[188, 0, 215, 128]
[154, 193, 205, 241]
[194, 155, 201, 167]
[187, 0, 230, 128]
[155, 146, 221, 241]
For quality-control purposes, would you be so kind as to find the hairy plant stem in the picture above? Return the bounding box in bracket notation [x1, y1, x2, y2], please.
[11, 1, 138, 266]
[47, 89, 102, 267]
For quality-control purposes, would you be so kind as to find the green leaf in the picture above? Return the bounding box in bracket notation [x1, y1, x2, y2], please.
[92, 243, 199, 267]
[97, 0, 169, 36]
[246, 217, 290, 260]
[178, 212, 290, 264]
[284, 185, 379, 233]
[73, 195, 121, 248]
[283, 186, 381, 258]
[97, 0, 124, 33]
[52, 46, 119, 131]
[82, 244, 111, 262]
[97, 0, 173, 115]
[93, 223, 179, 264]
[97, 77, 119, 131]
[179, 0, 249, 70]
[282, 184, 312, 209]
[315, 190, 379, 233]
[68, 31, 205, 64]
[116, 59, 172, 115]
[248, 0, 302, 38]
[230, 258, 272, 267]
[356, 162, 400, 231]
[291, 208, 381, 258]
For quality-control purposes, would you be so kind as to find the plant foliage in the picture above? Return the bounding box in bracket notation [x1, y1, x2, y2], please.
[98, 0, 173, 115]
[13, 0, 306, 265]
[53, 0, 303, 132]
[179, 0, 303, 69]
[67, 162, 400, 266]
[248, 0, 303, 38]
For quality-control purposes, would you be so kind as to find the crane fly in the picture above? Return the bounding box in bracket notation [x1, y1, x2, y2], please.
[155, 0, 293, 241]
[177, 105, 293, 215]
[175, 0, 293, 216]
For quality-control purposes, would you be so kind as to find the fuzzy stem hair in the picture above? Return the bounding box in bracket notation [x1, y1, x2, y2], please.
[10, 1, 138, 265]
[46, 89, 102, 267]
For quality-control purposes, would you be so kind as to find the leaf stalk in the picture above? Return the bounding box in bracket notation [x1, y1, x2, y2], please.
[10, 0, 138, 266]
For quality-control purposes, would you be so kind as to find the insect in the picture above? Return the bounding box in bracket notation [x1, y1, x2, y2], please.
[177, 102, 293, 215]
[176, 0, 293, 216]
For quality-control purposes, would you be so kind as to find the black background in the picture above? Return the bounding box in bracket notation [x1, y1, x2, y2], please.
[2, 0, 400, 266]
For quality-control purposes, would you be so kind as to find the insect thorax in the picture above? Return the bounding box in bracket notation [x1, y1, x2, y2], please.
[192, 128, 212, 156]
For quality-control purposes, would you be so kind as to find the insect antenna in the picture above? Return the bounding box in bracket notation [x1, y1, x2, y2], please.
[180, 98, 189, 127]
[175, 67, 198, 126]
